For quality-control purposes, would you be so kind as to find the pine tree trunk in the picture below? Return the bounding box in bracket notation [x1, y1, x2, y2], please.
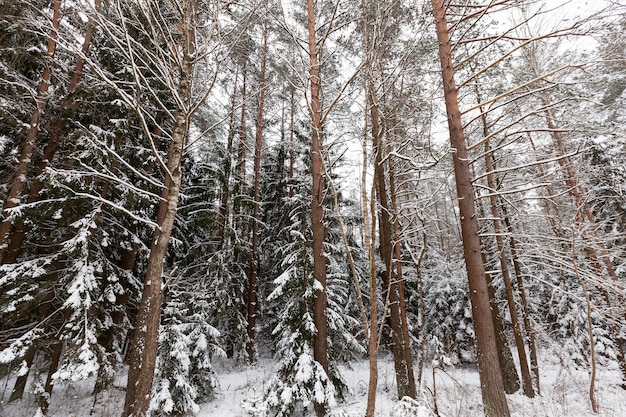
[370, 101, 411, 399]
[306, 0, 328, 377]
[387, 121, 417, 398]
[122, 1, 195, 415]
[430, 1, 510, 415]
[0, 0, 62, 261]
[479, 98, 534, 397]
[8, 344, 36, 403]
[501, 205, 541, 394]
[2, 0, 102, 265]
[217, 66, 239, 250]
[481, 248, 520, 395]
[247, 24, 267, 362]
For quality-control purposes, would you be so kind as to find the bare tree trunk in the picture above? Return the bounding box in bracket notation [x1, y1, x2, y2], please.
[246, 23, 268, 362]
[2, 0, 103, 265]
[387, 112, 417, 398]
[500, 205, 541, 394]
[482, 250, 520, 395]
[479, 102, 534, 397]
[306, 0, 329, 406]
[430, 1, 510, 415]
[217, 65, 239, 249]
[361, 87, 378, 417]
[0, 0, 63, 260]
[122, 1, 196, 415]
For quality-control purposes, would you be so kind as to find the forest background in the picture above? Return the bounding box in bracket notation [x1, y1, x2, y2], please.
[0, 0, 625, 416]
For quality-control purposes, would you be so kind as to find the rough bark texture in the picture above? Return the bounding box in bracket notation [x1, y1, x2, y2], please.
[247, 24, 267, 362]
[501, 206, 541, 394]
[387, 119, 417, 398]
[306, 0, 329, 387]
[430, 1, 510, 415]
[479, 97, 533, 397]
[122, 2, 195, 415]
[2, 0, 102, 264]
[0, 0, 63, 260]
[371, 108, 413, 399]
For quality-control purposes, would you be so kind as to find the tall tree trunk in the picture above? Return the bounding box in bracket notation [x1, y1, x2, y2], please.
[501, 205, 541, 394]
[371, 103, 411, 399]
[430, 1, 510, 415]
[541, 102, 626, 386]
[481, 250, 520, 395]
[217, 65, 239, 249]
[305, 3, 329, 416]
[360, 1, 414, 399]
[364, 150, 379, 417]
[122, 1, 196, 415]
[2, 0, 103, 266]
[387, 117, 417, 398]
[0, 0, 63, 261]
[247, 24, 267, 362]
[479, 97, 534, 397]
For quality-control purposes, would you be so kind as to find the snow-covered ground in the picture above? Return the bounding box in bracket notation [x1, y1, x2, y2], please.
[1, 353, 625, 416]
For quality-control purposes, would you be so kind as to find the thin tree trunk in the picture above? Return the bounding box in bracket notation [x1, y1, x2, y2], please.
[246, 23, 267, 362]
[0, 0, 63, 261]
[122, 1, 196, 415]
[217, 65, 239, 249]
[361, 84, 378, 417]
[430, 1, 510, 415]
[8, 344, 37, 403]
[306, 3, 329, 412]
[501, 205, 541, 394]
[387, 118, 417, 398]
[3, 0, 102, 264]
[479, 100, 534, 397]
[482, 250, 520, 395]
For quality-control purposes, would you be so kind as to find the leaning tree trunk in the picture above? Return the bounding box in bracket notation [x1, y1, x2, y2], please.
[477, 91, 533, 397]
[0, 0, 62, 261]
[121, 2, 196, 415]
[430, 1, 510, 415]
[2, 0, 103, 264]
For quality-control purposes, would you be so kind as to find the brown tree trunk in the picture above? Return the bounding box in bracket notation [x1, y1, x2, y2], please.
[479, 100, 534, 397]
[482, 251, 520, 395]
[430, 1, 510, 415]
[2, 0, 103, 265]
[217, 65, 239, 249]
[501, 205, 541, 394]
[387, 117, 417, 398]
[246, 24, 267, 362]
[8, 344, 37, 403]
[370, 103, 412, 399]
[0, 0, 63, 260]
[122, 1, 196, 415]
[305, 4, 329, 416]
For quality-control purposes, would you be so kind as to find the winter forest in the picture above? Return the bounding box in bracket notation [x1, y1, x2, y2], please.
[0, 0, 625, 416]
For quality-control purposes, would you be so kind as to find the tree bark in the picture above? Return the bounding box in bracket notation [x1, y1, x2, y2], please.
[479, 99, 534, 397]
[501, 205, 541, 394]
[2, 0, 103, 264]
[121, 1, 196, 415]
[247, 23, 267, 362]
[430, 1, 510, 415]
[306, 4, 329, 416]
[0, 0, 63, 260]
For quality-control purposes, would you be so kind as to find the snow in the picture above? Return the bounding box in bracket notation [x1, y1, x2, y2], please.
[2, 353, 626, 417]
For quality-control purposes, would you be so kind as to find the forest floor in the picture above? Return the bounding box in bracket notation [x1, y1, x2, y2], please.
[1, 351, 625, 417]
